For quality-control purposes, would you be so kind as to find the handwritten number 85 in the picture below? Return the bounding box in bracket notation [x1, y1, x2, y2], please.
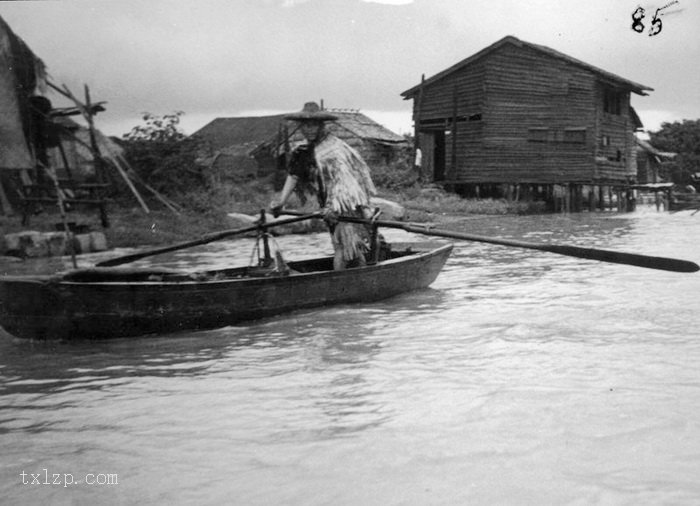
[631, 7, 663, 36]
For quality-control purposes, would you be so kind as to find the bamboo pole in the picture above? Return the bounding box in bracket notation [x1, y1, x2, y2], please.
[114, 154, 180, 214]
[83, 85, 105, 184]
[43, 163, 77, 268]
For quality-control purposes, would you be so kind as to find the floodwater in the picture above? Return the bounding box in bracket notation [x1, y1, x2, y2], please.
[1, 206, 700, 505]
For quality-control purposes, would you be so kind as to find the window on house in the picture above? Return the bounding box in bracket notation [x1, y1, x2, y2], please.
[564, 128, 586, 144]
[605, 149, 624, 162]
[603, 88, 622, 115]
[419, 118, 447, 127]
[528, 128, 550, 142]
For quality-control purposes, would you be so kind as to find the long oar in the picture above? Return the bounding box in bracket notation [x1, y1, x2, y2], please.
[282, 211, 699, 273]
[95, 213, 319, 267]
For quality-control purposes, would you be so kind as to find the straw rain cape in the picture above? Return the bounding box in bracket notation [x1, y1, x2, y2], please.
[313, 134, 376, 214]
[295, 133, 377, 262]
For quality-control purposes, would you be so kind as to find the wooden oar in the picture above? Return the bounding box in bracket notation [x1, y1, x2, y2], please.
[282, 211, 699, 273]
[95, 213, 320, 267]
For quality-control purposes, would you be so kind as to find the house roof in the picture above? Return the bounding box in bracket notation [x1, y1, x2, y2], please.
[401, 35, 654, 99]
[636, 137, 676, 159]
[192, 114, 288, 151]
[192, 110, 407, 153]
[629, 107, 644, 131]
[325, 110, 406, 143]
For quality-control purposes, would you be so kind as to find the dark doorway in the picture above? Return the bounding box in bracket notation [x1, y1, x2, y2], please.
[419, 130, 446, 182]
[433, 130, 446, 181]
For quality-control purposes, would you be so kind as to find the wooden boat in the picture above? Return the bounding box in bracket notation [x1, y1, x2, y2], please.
[0, 242, 452, 340]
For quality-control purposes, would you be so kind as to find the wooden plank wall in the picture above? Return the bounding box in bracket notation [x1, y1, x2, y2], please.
[475, 43, 597, 183]
[413, 42, 637, 185]
[594, 83, 637, 181]
[412, 59, 486, 121]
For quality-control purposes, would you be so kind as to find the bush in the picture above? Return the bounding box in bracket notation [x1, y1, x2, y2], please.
[181, 178, 273, 215]
[370, 156, 419, 191]
[120, 112, 205, 197]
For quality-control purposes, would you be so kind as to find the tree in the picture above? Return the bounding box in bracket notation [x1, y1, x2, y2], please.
[121, 111, 204, 196]
[648, 119, 700, 187]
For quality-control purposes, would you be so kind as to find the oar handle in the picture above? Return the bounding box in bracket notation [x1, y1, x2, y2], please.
[96, 212, 320, 267]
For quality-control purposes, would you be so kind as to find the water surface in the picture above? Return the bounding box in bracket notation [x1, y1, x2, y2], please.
[2, 207, 700, 505]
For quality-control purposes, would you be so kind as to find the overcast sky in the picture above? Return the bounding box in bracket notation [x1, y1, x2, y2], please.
[1, 0, 698, 138]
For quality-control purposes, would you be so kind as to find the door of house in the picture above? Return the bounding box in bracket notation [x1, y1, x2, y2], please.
[419, 131, 446, 182]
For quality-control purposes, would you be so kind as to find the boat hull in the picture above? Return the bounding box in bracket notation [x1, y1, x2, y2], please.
[0, 244, 452, 340]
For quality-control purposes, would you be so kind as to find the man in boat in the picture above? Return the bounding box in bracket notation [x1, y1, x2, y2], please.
[271, 101, 379, 270]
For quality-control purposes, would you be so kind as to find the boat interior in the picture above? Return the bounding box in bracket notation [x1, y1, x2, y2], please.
[56, 243, 427, 284]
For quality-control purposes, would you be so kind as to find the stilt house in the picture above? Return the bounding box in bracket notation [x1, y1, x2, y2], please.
[401, 36, 653, 202]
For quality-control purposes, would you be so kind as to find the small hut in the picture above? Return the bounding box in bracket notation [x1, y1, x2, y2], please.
[192, 109, 409, 182]
[635, 137, 676, 184]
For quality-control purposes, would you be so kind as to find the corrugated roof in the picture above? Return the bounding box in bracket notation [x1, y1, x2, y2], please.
[401, 35, 653, 98]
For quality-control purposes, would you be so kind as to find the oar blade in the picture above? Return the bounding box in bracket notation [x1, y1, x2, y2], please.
[546, 245, 700, 273]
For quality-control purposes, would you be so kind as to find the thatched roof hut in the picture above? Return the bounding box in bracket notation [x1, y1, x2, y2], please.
[192, 109, 409, 181]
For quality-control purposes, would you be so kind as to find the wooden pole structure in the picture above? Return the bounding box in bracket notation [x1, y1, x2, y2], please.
[43, 163, 77, 268]
[48, 81, 151, 214]
[83, 85, 105, 184]
[0, 178, 13, 215]
[450, 84, 458, 184]
[414, 74, 425, 182]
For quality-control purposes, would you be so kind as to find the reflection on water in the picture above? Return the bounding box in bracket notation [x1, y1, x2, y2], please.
[2, 207, 700, 504]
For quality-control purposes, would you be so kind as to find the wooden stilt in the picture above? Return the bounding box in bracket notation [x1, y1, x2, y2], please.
[574, 185, 582, 212]
[0, 177, 13, 215]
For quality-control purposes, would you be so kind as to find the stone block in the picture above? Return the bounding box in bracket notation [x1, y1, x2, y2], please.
[72, 233, 92, 255]
[89, 232, 108, 252]
[4, 231, 48, 258]
[45, 232, 68, 257]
